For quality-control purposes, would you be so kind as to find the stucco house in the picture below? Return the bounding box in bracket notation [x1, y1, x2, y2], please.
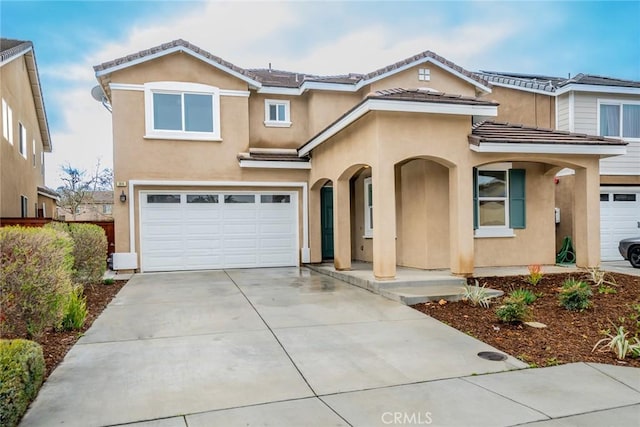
[94, 39, 626, 277]
[479, 72, 640, 261]
[1, 38, 57, 219]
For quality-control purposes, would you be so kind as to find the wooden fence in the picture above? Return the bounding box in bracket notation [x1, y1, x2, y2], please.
[0, 218, 115, 259]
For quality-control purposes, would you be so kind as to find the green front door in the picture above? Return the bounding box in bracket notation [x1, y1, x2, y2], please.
[320, 186, 334, 259]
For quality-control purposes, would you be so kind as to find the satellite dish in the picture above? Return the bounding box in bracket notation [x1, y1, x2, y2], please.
[90, 85, 112, 113]
[91, 85, 105, 102]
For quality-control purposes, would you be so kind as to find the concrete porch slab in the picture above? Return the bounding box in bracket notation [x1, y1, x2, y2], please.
[379, 285, 503, 305]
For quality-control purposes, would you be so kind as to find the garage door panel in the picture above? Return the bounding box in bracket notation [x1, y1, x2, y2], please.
[600, 188, 640, 261]
[141, 191, 298, 271]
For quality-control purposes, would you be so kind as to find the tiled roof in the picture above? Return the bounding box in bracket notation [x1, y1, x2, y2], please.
[476, 71, 561, 93]
[469, 121, 626, 146]
[0, 38, 32, 61]
[369, 88, 498, 106]
[364, 50, 489, 87]
[94, 39, 261, 83]
[558, 73, 640, 88]
[0, 38, 51, 151]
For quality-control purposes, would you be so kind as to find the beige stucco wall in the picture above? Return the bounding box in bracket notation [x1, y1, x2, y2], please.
[248, 92, 308, 149]
[480, 86, 555, 128]
[554, 174, 574, 251]
[0, 55, 46, 217]
[367, 64, 478, 97]
[306, 91, 363, 137]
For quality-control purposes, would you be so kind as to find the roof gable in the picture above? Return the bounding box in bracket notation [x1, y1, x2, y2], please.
[0, 38, 52, 151]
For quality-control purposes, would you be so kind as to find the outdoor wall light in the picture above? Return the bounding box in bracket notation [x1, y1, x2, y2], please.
[119, 190, 127, 203]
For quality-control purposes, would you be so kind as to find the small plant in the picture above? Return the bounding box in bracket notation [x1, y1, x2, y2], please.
[462, 280, 493, 308]
[544, 357, 561, 366]
[597, 285, 617, 295]
[592, 325, 640, 360]
[526, 264, 543, 286]
[631, 303, 640, 331]
[103, 278, 115, 286]
[60, 286, 87, 331]
[558, 278, 592, 311]
[509, 288, 537, 305]
[496, 296, 531, 323]
[585, 267, 616, 290]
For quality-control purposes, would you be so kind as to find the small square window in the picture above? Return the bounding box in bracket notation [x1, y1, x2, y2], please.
[224, 195, 255, 204]
[264, 100, 291, 127]
[103, 204, 113, 214]
[147, 194, 181, 203]
[418, 68, 430, 81]
[600, 194, 610, 202]
[261, 195, 290, 203]
[187, 194, 218, 203]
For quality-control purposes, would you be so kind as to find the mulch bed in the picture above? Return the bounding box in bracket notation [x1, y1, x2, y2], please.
[4, 280, 127, 379]
[413, 271, 640, 368]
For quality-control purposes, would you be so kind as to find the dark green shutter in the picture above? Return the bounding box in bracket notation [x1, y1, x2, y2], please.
[509, 169, 526, 229]
[473, 168, 478, 229]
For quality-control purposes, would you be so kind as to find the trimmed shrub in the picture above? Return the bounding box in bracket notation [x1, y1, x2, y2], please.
[496, 296, 531, 323]
[60, 285, 87, 331]
[68, 223, 107, 285]
[559, 278, 592, 311]
[0, 339, 45, 427]
[0, 227, 74, 338]
[510, 288, 537, 305]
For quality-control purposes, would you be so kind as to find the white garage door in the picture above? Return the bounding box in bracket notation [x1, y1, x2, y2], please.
[140, 192, 298, 272]
[600, 187, 640, 261]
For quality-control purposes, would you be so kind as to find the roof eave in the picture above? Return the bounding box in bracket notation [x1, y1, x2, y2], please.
[555, 83, 640, 96]
[469, 142, 627, 157]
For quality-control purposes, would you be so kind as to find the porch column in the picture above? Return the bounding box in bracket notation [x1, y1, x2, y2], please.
[333, 178, 351, 270]
[308, 186, 322, 263]
[448, 165, 475, 275]
[573, 164, 600, 268]
[372, 163, 396, 279]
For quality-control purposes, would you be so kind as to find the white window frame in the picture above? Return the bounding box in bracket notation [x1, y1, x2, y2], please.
[418, 68, 431, 81]
[103, 204, 113, 215]
[475, 163, 515, 238]
[32, 139, 36, 167]
[20, 195, 28, 217]
[264, 99, 291, 127]
[18, 122, 27, 158]
[597, 99, 640, 141]
[364, 177, 373, 238]
[144, 82, 221, 141]
[3, 99, 13, 144]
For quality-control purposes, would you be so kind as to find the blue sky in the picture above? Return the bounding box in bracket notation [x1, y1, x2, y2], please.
[1, 0, 639, 187]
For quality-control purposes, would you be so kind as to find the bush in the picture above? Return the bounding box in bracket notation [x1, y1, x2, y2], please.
[462, 280, 493, 308]
[496, 296, 531, 323]
[526, 264, 543, 285]
[559, 278, 592, 311]
[0, 227, 74, 338]
[510, 288, 537, 305]
[0, 339, 45, 427]
[46, 223, 108, 285]
[60, 285, 87, 331]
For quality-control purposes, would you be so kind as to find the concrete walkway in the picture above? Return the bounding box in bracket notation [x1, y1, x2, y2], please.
[21, 268, 640, 427]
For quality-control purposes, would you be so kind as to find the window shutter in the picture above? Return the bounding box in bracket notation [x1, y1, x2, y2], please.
[509, 169, 526, 229]
[473, 168, 478, 229]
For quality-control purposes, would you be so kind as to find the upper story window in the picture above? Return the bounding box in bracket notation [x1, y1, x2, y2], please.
[599, 101, 640, 139]
[144, 82, 221, 141]
[264, 99, 291, 127]
[2, 99, 13, 144]
[32, 139, 36, 167]
[19, 123, 27, 158]
[418, 68, 431, 81]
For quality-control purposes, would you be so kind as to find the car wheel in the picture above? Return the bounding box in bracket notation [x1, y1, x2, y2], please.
[630, 245, 640, 268]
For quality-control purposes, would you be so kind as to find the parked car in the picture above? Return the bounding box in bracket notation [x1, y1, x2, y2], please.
[619, 237, 640, 268]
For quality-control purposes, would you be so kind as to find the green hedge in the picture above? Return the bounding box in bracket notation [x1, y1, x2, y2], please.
[45, 223, 107, 285]
[0, 339, 45, 427]
[0, 226, 74, 338]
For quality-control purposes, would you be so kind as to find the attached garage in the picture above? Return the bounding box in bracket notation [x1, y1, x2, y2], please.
[600, 187, 640, 261]
[140, 191, 298, 272]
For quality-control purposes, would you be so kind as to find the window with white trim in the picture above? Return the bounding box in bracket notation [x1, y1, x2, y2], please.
[418, 68, 430, 81]
[144, 82, 221, 140]
[473, 163, 526, 238]
[599, 101, 640, 138]
[20, 195, 28, 218]
[19, 122, 27, 158]
[3, 99, 13, 144]
[102, 204, 113, 214]
[264, 99, 291, 127]
[364, 177, 373, 238]
[32, 139, 36, 167]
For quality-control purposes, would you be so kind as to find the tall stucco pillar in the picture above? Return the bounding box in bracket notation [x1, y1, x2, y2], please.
[448, 165, 475, 275]
[309, 186, 322, 263]
[372, 163, 397, 279]
[573, 164, 600, 268]
[333, 178, 351, 270]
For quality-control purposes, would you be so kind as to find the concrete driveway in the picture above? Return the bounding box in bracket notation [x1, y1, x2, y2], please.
[21, 268, 640, 427]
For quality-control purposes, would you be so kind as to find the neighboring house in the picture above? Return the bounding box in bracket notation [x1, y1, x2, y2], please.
[94, 39, 625, 276]
[0, 38, 57, 219]
[479, 72, 640, 261]
[57, 190, 114, 221]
